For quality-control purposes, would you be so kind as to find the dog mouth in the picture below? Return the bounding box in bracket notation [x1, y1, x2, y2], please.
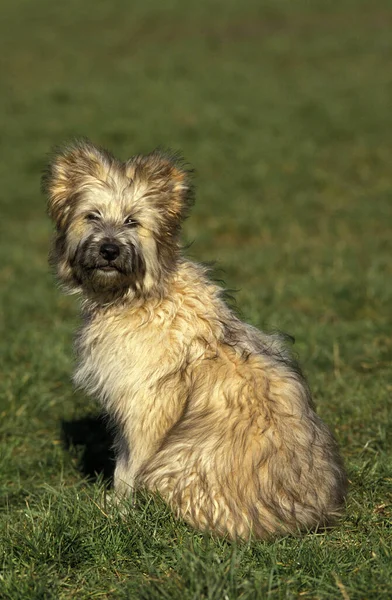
[85, 263, 126, 275]
[97, 265, 118, 272]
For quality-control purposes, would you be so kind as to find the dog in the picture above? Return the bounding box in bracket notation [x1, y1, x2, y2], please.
[43, 139, 346, 540]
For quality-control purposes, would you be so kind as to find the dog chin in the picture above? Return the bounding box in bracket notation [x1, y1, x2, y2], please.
[96, 266, 120, 275]
[80, 266, 131, 291]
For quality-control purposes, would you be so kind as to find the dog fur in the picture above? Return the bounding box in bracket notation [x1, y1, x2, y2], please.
[44, 139, 346, 540]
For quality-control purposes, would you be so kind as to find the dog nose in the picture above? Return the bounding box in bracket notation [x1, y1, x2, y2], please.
[100, 243, 120, 261]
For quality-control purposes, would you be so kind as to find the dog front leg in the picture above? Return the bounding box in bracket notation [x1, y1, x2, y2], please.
[113, 457, 136, 497]
[112, 431, 136, 497]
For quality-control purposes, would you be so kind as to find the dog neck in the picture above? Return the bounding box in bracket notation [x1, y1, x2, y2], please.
[80, 275, 169, 314]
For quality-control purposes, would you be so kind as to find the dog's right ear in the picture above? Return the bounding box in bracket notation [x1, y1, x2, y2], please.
[42, 139, 113, 228]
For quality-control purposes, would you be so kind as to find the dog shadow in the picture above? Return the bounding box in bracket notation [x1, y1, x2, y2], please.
[61, 415, 115, 485]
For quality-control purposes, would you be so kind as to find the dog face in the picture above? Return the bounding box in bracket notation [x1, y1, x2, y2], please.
[43, 140, 193, 298]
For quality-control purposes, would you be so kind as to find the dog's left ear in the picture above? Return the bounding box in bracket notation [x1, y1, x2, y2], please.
[42, 139, 113, 229]
[127, 150, 194, 226]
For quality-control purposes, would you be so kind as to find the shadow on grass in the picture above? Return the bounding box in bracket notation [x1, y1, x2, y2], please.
[61, 415, 115, 485]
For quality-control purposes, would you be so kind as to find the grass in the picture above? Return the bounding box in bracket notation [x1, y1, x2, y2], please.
[1, 0, 391, 597]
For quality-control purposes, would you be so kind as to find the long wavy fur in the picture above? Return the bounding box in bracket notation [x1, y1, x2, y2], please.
[44, 139, 347, 540]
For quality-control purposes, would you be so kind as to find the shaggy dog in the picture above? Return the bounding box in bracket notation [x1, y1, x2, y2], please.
[44, 139, 346, 539]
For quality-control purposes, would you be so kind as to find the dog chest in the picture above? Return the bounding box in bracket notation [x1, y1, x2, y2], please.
[73, 312, 188, 408]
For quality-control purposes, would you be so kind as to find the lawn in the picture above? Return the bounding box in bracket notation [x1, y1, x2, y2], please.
[1, 0, 391, 598]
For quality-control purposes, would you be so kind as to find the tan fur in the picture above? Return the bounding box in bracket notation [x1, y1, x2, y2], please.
[44, 139, 347, 540]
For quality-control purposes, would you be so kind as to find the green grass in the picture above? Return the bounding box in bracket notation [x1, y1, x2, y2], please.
[1, 0, 392, 597]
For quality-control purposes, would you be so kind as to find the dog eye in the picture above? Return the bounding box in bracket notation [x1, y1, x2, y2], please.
[124, 216, 138, 227]
[86, 213, 100, 222]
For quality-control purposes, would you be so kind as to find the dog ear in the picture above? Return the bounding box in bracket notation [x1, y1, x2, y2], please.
[127, 150, 194, 226]
[42, 139, 113, 228]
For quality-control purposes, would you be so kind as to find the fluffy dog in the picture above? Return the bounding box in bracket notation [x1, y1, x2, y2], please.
[44, 139, 346, 539]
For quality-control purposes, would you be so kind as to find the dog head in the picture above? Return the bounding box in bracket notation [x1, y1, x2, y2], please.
[43, 139, 193, 301]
